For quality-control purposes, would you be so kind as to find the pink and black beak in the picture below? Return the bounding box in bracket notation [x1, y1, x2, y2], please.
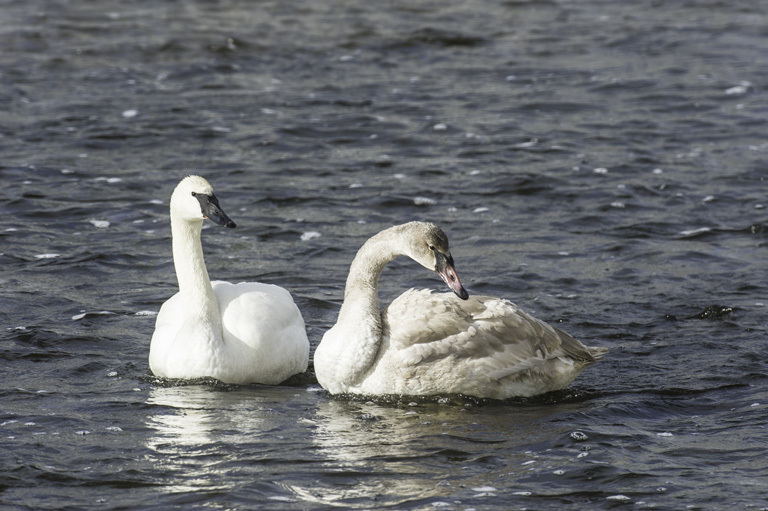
[193, 192, 236, 228]
[434, 250, 469, 300]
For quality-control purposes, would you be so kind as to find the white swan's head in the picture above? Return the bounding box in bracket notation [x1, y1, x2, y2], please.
[170, 175, 236, 228]
[399, 222, 469, 300]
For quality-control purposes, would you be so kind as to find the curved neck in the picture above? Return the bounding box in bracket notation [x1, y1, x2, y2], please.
[337, 229, 401, 326]
[317, 225, 427, 391]
[171, 215, 219, 317]
[318, 229, 402, 389]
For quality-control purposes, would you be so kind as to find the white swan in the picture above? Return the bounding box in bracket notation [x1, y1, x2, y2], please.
[149, 175, 309, 384]
[314, 222, 606, 399]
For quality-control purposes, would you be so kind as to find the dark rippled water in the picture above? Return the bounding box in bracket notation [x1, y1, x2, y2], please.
[2, 0, 768, 509]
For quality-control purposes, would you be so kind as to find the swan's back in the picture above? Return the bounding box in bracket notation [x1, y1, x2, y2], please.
[150, 281, 309, 385]
[372, 289, 604, 398]
[215, 281, 309, 384]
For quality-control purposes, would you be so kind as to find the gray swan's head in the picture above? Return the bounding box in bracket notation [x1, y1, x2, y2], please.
[399, 221, 469, 300]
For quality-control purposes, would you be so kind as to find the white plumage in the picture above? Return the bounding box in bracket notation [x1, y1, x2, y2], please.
[314, 222, 606, 399]
[149, 176, 309, 384]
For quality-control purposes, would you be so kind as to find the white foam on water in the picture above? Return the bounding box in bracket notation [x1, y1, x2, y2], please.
[678, 227, 711, 237]
[300, 231, 321, 241]
[89, 219, 110, 228]
[414, 196, 437, 206]
[514, 139, 538, 148]
[725, 81, 751, 95]
[571, 431, 588, 441]
[72, 311, 115, 321]
[472, 486, 497, 492]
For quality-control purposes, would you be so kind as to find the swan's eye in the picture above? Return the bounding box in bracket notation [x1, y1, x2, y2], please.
[428, 245, 435, 251]
[191, 191, 197, 197]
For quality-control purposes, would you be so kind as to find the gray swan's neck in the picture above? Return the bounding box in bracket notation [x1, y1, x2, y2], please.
[322, 228, 407, 388]
[337, 229, 402, 326]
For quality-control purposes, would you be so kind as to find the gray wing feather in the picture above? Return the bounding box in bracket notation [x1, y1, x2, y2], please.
[383, 289, 602, 378]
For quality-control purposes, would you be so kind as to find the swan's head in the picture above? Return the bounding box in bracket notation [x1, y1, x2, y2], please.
[402, 222, 469, 300]
[170, 175, 236, 228]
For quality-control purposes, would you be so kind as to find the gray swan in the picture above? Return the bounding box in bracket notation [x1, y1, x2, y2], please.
[314, 222, 605, 399]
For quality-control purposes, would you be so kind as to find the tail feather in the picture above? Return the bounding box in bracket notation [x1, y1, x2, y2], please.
[552, 325, 607, 363]
[586, 345, 609, 361]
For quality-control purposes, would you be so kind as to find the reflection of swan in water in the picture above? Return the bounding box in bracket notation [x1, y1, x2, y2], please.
[296, 399, 528, 508]
[144, 386, 465, 507]
[146, 386, 221, 446]
[145, 385, 453, 507]
[143, 386, 570, 508]
[145, 385, 292, 495]
[145, 386, 236, 494]
[292, 399, 445, 507]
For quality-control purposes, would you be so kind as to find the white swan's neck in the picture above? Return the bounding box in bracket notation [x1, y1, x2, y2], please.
[171, 215, 219, 319]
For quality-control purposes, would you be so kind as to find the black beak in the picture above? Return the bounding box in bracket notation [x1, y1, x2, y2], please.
[434, 251, 469, 300]
[195, 193, 236, 228]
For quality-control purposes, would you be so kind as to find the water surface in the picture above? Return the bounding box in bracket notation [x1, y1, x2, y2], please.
[2, 0, 768, 509]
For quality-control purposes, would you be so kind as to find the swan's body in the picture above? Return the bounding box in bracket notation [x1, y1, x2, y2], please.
[314, 222, 606, 399]
[149, 176, 309, 384]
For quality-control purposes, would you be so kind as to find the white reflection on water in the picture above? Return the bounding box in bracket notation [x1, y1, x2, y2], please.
[143, 384, 311, 504]
[303, 399, 448, 508]
[144, 385, 243, 495]
[295, 398, 518, 509]
[141, 384, 572, 508]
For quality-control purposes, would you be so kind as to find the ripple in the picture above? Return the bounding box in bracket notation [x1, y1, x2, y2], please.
[2, 1, 768, 509]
